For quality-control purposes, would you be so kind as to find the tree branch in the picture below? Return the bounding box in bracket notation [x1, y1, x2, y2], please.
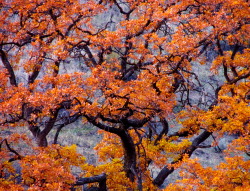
[153, 130, 212, 186]
[73, 173, 107, 191]
[0, 139, 23, 162]
[0, 49, 17, 86]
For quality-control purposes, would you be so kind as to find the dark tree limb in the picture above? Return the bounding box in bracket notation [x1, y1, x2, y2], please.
[223, 63, 230, 82]
[117, 126, 137, 182]
[85, 115, 138, 183]
[0, 49, 17, 86]
[82, 45, 98, 67]
[0, 139, 23, 162]
[35, 109, 60, 147]
[153, 84, 222, 187]
[84, 114, 122, 135]
[154, 118, 169, 145]
[113, 0, 133, 15]
[153, 130, 212, 186]
[53, 113, 81, 144]
[53, 124, 64, 145]
[72, 173, 107, 191]
[28, 52, 46, 84]
[122, 116, 151, 128]
[229, 71, 250, 85]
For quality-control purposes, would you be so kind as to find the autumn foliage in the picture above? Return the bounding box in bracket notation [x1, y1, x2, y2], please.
[0, 0, 249, 190]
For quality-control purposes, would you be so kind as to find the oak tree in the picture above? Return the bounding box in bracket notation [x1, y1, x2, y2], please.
[0, 0, 249, 190]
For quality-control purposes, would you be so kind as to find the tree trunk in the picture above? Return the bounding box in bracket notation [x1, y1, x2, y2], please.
[117, 129, 137, 182]
[36, 135, 48, 147]
[85, 116, 139, 185]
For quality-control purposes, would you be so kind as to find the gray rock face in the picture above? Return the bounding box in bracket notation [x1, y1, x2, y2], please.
[217, 134, 238, 151]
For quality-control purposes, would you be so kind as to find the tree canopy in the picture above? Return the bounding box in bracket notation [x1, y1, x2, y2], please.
[0, 0, 249, 190]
